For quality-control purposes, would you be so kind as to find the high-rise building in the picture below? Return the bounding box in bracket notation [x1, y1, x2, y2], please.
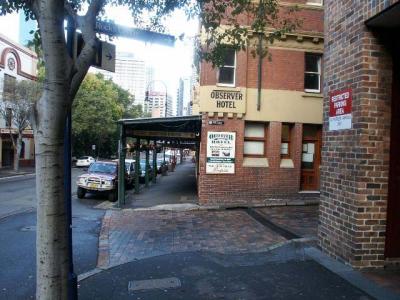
[146, 92, 173, 118]
[92, 52, 146, 107]
[176, 79, 184, 116]
[176, 77, 193, 116]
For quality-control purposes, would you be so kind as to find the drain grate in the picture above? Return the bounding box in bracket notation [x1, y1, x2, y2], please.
[128, 277, 181, 292]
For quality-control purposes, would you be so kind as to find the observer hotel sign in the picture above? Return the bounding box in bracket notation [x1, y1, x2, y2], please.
[199, 87, 246, 114]
[206, 132, 236, 174]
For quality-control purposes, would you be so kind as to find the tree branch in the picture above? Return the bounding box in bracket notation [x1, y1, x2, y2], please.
[69, 0, 106, 102]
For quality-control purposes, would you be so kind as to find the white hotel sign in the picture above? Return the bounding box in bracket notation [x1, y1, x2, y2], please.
[206, 132, 236, 174]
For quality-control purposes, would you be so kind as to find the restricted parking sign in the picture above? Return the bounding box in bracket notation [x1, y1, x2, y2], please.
[329, 88, 352, 131]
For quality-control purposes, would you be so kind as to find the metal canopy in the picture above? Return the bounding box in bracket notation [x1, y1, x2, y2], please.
[119, 115, 202, 142]
[366, 2, 400, 28]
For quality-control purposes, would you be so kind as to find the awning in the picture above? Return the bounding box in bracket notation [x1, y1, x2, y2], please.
[118, 115, 202, 143]
[366, 2, 400, 28]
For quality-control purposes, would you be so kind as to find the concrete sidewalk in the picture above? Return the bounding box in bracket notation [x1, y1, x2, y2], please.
[0, 166, 35, 179]
[125, 161, 198, 208]
[78, 205, 400, 299]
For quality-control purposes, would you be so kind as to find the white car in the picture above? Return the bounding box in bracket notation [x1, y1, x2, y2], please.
[76, 156, 95, 167]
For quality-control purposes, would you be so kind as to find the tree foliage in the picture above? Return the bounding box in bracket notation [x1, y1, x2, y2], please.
[72, 73, 145, 157]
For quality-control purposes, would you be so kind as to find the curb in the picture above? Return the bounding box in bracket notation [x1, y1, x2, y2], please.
[0, 207, 35, 221]
[0, 173, 36, 181]
[78, 237, 318, 283]
[305, 247, 400, 300]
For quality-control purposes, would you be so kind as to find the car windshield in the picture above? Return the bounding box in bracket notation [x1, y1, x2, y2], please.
[88, 162, 116, 174]
[79, 156, 89, 160]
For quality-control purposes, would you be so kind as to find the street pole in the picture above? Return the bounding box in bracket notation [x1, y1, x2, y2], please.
[145, 140, 150, 188]
[135, 139, 140, 194]
[152, 143, 157, 184]
[118, 124, 126, 207]
[65, 16, 78, 300]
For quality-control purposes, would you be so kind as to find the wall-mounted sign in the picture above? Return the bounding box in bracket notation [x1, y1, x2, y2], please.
[206, 131, 236, 174]
[329, 88, 352, 131]
[199, 87, 246, 114]
[208, 120, 224, 125]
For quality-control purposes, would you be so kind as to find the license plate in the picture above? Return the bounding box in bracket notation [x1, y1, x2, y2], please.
[89, 183, 99, 188]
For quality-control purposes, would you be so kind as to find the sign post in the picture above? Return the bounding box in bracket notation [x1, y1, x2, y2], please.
[329, 88, 353, 131]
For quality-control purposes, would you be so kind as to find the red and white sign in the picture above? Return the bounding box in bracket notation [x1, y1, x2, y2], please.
[329, 89, 352, 131]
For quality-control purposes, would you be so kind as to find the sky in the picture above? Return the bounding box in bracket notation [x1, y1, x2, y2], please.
[0, 6, 199, 102]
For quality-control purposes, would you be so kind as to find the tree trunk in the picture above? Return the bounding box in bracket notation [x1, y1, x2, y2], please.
[34, 2, 71, 299]
[13, 133, 22, 171]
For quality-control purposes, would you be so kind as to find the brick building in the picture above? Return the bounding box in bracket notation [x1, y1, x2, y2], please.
[0, 33, 37, 169]
[319, 0, 400, 268]
[196, 0, 324, 206]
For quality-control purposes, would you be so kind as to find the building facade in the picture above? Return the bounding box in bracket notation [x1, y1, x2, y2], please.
[0, 33, 37, 168]
[197, 0, 324, 206]
[319, 0, 400, 268]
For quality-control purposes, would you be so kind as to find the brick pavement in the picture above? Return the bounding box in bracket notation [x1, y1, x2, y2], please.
[256, 205, 318, 238]
[97, 209, 286, 269]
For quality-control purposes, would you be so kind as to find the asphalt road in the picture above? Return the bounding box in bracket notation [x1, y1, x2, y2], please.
[0, 168, 106, 299]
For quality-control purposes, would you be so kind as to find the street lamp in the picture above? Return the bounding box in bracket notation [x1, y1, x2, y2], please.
[145, 80, 168, 117]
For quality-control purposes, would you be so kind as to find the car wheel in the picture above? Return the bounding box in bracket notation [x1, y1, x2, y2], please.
[108, 190, 118, 202]
[77, 187, 86, 199]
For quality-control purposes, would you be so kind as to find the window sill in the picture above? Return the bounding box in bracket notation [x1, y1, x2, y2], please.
[302, 92, 323, 98]
[280, 158, 294, 168]
[216, 83, 236, 88]
[243, 157, 269, 168]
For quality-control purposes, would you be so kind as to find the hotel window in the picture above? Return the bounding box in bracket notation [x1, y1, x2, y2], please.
[218, 49, 236, 86]
[304, 53, 321, 93]
[281, 124, 292, 158]
[244, 123, 266, 157]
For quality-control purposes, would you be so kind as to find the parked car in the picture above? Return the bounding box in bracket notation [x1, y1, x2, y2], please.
[124, 159, 137, 188]
[77, 160, 123, 202]
[76, 156, 95, 167]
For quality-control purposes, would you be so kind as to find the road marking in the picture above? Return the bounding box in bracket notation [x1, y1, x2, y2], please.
[128, 277, 181, 292]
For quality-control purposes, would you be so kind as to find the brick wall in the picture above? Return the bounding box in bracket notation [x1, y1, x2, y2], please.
[201, 48, 307, 91]
[198, 115, 312, 206]
[319, 0, 398, 268]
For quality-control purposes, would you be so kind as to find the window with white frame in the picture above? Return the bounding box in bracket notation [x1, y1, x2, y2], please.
[304, 53, 321, 93]
[244, 123, 267, 157]
[218, 49, 236, 86]
[307, 0, 323, 5]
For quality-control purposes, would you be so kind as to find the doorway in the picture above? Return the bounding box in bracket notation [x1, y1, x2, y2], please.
[385, 51, 400, 258]
[1, 140, 14, 167]
[300, 125, 322, 191]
